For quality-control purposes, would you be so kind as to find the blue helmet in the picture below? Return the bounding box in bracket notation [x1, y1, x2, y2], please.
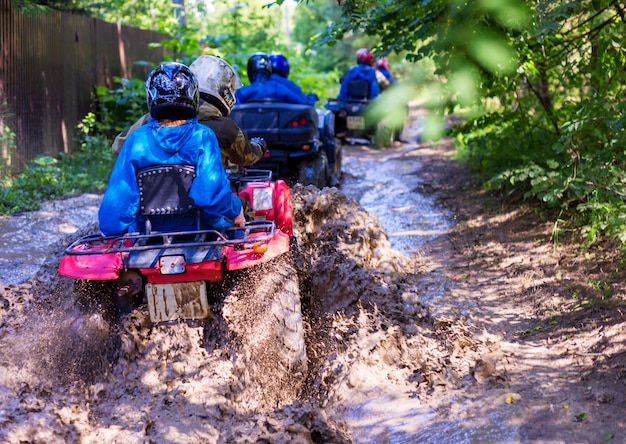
[269, 53, 290, 78]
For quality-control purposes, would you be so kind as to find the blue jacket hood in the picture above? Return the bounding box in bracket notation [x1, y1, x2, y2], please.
[146, 118, 197, 154]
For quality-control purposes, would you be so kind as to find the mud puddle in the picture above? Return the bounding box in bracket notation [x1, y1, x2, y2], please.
[0, 194, 101, 285]
[340, 144, 451, 255]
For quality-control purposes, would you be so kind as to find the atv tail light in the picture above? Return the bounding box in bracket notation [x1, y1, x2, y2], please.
[253, 187, 273, 211]
[290, 117, 308, 127]
[301, 144, 311, 151]
[253, 243, 269, 254]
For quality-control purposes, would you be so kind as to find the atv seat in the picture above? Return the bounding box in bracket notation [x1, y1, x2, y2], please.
[347, 79, 370, 101]
[136, 164, 200, 234]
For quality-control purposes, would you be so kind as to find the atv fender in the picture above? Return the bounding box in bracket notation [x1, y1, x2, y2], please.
[59, 251, 124, 280]
[226, 230, 290, 271]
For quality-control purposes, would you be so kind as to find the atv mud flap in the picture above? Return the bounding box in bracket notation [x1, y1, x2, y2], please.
[145, 281, 210, 323]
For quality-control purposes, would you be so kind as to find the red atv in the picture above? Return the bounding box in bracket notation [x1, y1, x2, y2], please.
[58, 167, 307, 377]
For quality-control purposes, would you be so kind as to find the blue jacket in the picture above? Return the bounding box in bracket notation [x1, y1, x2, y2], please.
[270, 74, 316, 105]
[338, 64, 380, 101]
[235, 78, 309, 105]
[98, 118, 241, 236]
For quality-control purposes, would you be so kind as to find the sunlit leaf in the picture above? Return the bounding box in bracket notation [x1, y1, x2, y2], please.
[478, 0, 531, 29]
[450, 66, 480, 107]
[469, 34, 518, 74]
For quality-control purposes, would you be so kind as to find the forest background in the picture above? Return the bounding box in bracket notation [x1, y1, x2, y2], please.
[3, 0, 626, 254]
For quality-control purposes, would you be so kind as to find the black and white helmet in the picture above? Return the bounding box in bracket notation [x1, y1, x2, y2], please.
[146, 62, 199, 119]
[246, 52, 272, 84]
[189, 55, 243, 116]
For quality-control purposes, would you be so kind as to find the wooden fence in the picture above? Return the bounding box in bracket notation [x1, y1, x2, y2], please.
[0, 0, 168, 173]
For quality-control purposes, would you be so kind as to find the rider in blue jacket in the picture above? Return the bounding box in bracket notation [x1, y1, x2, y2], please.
[235, 53, 308, 104]
[269, 53, 316, 106]
[338, 48, 380, 101]
[98, 62, 244, 236]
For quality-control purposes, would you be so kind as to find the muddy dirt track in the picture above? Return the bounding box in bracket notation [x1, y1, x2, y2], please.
[1, 131, 626, 443]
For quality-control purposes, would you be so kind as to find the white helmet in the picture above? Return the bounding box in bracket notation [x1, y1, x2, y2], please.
[189, 55, 243, 115]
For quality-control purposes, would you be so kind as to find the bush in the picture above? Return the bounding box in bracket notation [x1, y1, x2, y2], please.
[0, 113, 115, 215]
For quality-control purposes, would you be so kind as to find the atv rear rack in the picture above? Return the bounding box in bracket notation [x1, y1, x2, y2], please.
[64, 220, 275, 255]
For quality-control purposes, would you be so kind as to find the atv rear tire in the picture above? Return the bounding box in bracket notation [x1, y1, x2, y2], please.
[297, 151, 329, 189]
[221, 257, 307, 408]
[330, 138, 343, 185]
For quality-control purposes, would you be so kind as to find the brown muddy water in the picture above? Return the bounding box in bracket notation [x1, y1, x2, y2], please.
[0, 142, 526, 443]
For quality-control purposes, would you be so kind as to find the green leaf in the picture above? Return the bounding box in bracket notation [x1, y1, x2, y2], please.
[469, 33, 518, 74]
[574, 412, 588, 422]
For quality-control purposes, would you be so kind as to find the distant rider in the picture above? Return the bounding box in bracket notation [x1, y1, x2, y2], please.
[269, 53, 317, 106]
[235, 52, 309, 105]
[338, 48, 381, 101]
[376, 57, 396, 85]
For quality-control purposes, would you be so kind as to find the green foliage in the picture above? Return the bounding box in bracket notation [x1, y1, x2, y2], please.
[94, 76, 147, 137]
[292, 0, 360, 74]
[12, 0, 92, 15]
[0, 113, 114, 215]
[149, 25, 204, 65]
[0, 102, 17, 178]
[329, 0, 626, 248]
[455, 1, 626, 247]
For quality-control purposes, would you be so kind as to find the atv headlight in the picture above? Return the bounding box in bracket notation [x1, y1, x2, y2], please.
[253, 187, 273, 211]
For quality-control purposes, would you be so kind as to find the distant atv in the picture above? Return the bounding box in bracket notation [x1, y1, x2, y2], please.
[325, 75, 399, 148]
[324, 97, 372, 145]
[58, 167, 307, 380]
[230, 101, 341, 188]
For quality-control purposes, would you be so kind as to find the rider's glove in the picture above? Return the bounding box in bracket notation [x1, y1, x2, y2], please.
[250, 137, 267, 155]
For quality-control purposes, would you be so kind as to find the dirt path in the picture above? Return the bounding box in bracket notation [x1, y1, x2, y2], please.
[366, 138, 626, 442]
[0, 132, 625, 443]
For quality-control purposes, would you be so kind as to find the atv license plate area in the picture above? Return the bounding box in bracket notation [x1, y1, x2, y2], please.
[146, 281, 209, 323]
[159, 255, 185, 275]
[347, 116, 365, 130]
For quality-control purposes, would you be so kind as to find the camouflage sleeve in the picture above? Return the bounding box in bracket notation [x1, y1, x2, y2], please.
[207, 117, 264, 167]
[111, 114, 151, 155]
[229, 130, 265, 167]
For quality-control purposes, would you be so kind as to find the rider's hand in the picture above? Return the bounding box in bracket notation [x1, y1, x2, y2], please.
[250, 137, 267, 155]
[233, 207, 246, 227]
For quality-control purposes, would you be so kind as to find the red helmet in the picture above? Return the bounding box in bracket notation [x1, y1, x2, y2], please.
[377, 57, 390, 70]
[356, 48, 374, 65]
